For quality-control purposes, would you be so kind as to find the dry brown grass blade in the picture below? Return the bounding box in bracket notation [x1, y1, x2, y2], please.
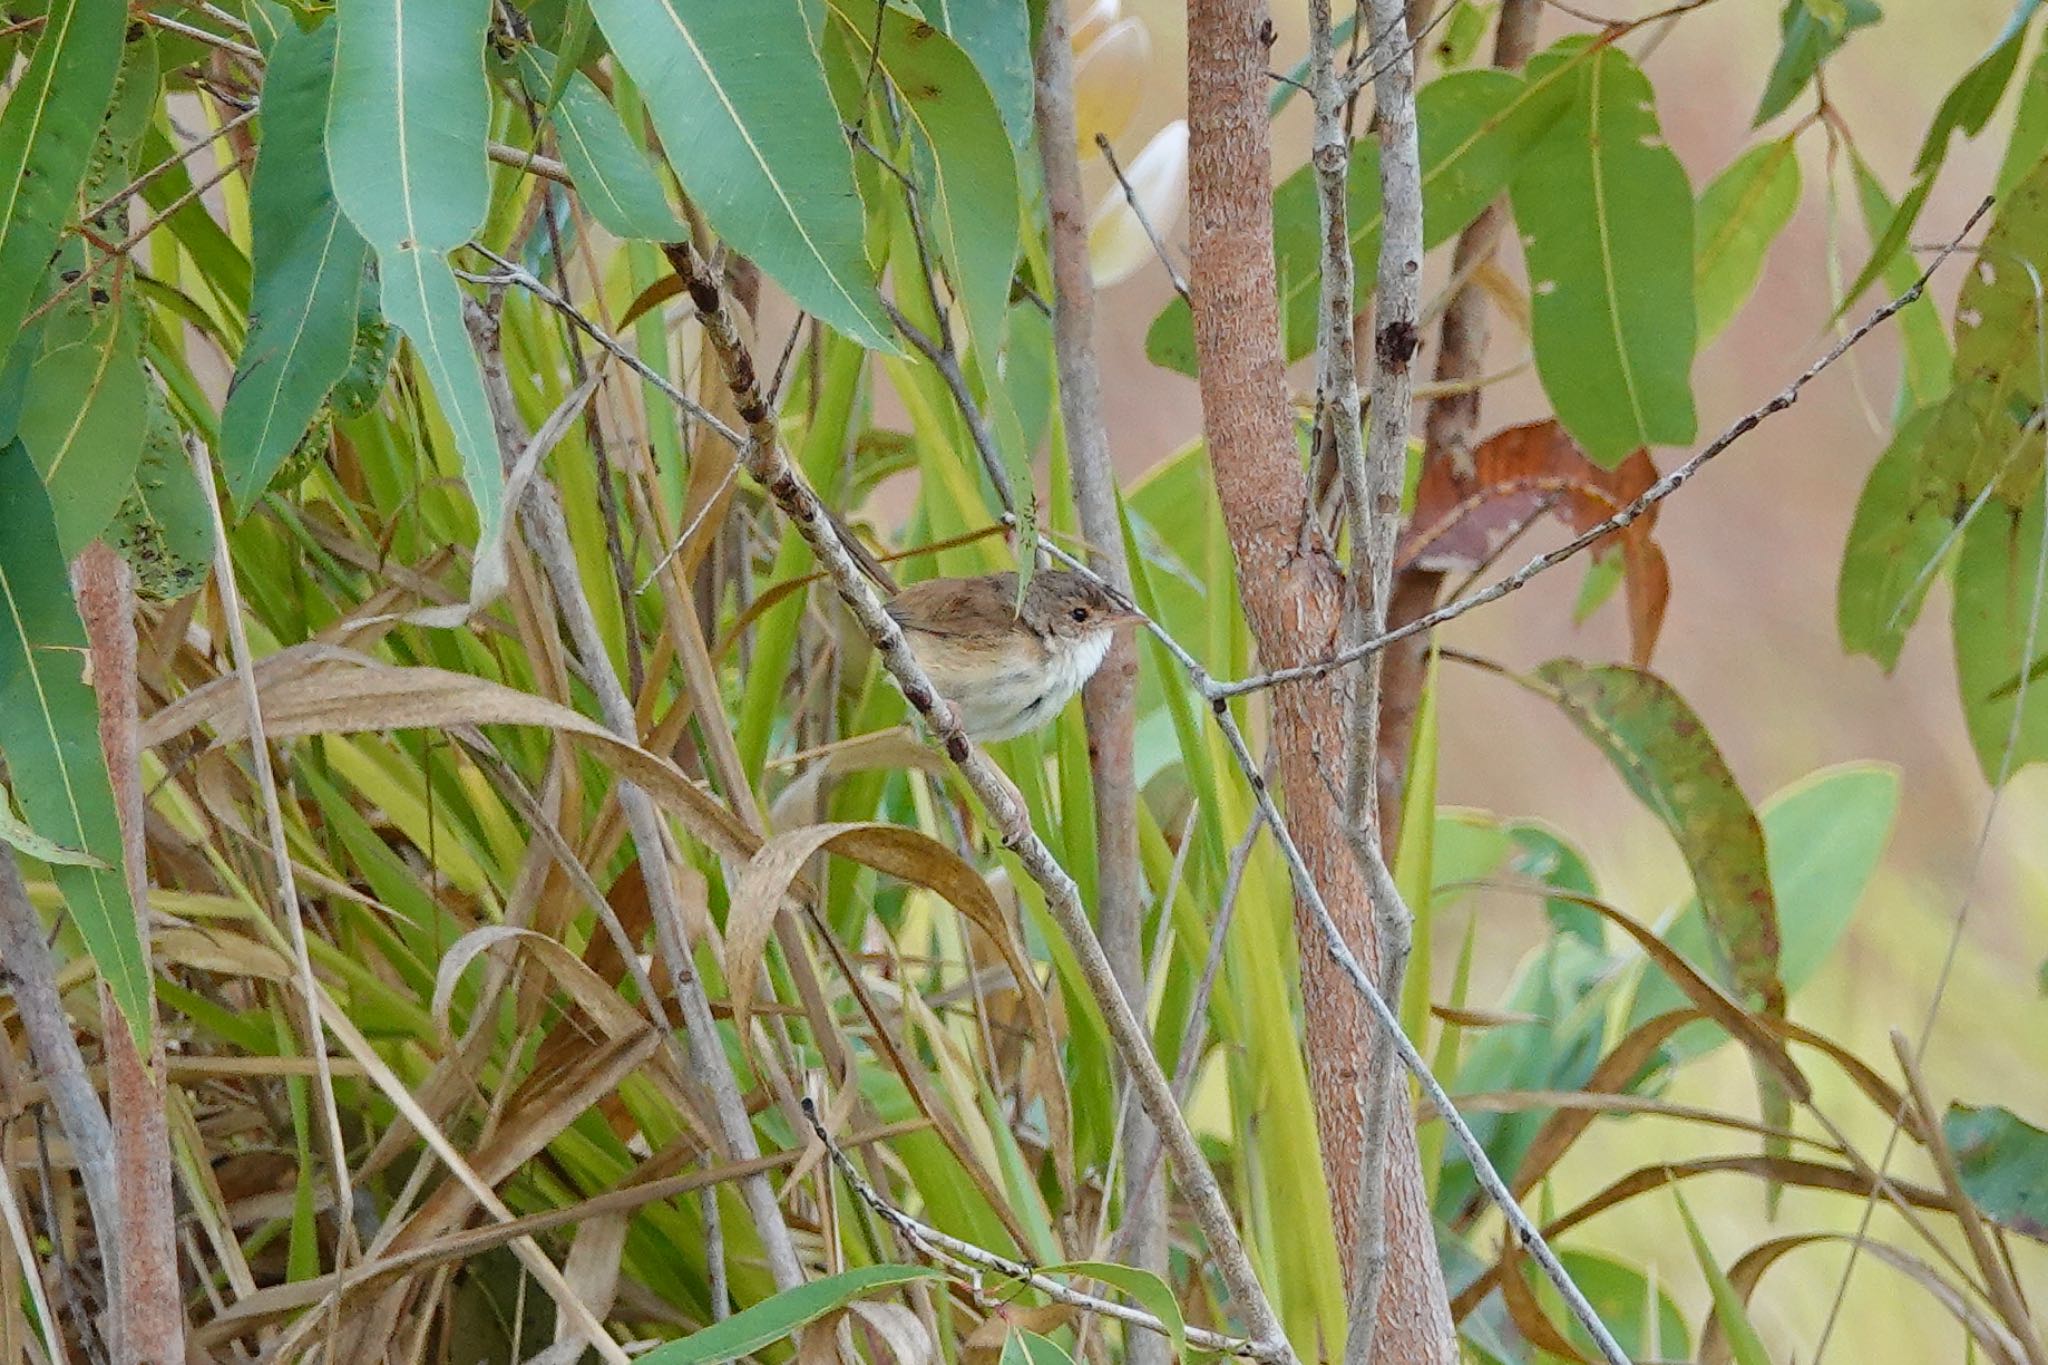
[733, 821, 1074, 1195]
[1764, 1017, 1922, 1142]
[1425, 1088, 1832, 1154]
[1499, 1242, 1591, 1362]
[1450, 1153, 1964, 1321]
[1506, 885, 1811, 1102]
[190, 1121, 927, 1347]
[1505, 1008, 1701, 1203]
[1701, 1232, 2030, 1365]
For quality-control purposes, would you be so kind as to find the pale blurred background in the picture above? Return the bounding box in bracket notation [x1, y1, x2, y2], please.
[1072, 1, 2048, 1359]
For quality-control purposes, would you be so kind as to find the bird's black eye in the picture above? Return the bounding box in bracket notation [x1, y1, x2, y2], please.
[1071, 606, 1090, 623]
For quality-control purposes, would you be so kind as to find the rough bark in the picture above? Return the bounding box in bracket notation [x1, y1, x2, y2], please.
[1185, 2, 1452, 1358]
[71, 543, 185, 1364]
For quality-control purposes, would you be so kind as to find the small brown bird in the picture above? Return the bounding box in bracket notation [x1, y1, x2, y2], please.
[885, 570, 1145, 740]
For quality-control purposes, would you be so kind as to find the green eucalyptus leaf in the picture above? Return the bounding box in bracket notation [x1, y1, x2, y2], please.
[0, 442, 152, 1047]
[1511, 39, 1696, 465]
[915, 0, 1034, 142]
[586, 0, 894, 350]
[1944, 1103, 2048, 1239]
[19, 308, 147, 555]
[1754, 0, 1881, 126]
[1837, 406, 1947, 669]
[1996, 48, 2048, 198]
[1953, 479, 2048, 782]
[224, 20, 371, 514]
[1694, 138, 1801, 345]
[0, 776, 105, 868]
[1534, 661, 1782, 1015]
[1913, 0, 2042, 176]
[636, 1265, 949, 1365]
[328, 0, 504, 568]
[1001, 1332, 1077, 1365]
[526, 52, 687, 241]
[0, 0, 125, 347]
[1852, 156, 1950, 412]
[111, 380, 214, 602]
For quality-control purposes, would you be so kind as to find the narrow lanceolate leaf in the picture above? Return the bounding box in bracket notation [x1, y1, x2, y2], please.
[1532, 660, 1783, 1016]
[1913, 0, 2042, 176]
[1149, 66, 1560, 374]
[0, 0, 125, 348]
[1754, 0, 1881, 126]
[0, 443, 152, 1045]
[828, 0, 1018, 368]
[1851, 156, 1950, 412]
[1996, 47, 2048, 196]
[587, 0, 894, 350]
[1694, 138, 1802, 345]
[223, 21, 370, 514]
[1953, 481, 2048, 782]
[1842, 157, 2048, 673]
[19, 309, 147, 555]
[1511, 39, 1697, 467]
[541, 64, 687, 241]
[111, 381, 215, 602]
[915, 0, 1035, 141]
[0, 776, 106, 867]
[636, 1266, 949, 1365]
[328, 0, 503, 563]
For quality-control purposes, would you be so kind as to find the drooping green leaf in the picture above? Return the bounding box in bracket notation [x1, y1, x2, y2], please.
[0, 0, 126, 348]
[525, 52, 687, 241]
[1001, 1332, 1077, 1365]
[1944, 1103, 2048, 1239]
[1996, 48, 2048, 197]
[1852, 156, 1950, 412]
[1953, 480, 2048, 782]
[1694, 138, 1802, 345]
[586, 0, 894, 350]
[0, 776, 106, 868]
[110, 380, 215, 602]
[0, 442, 152, 1046]
[1503, 818, 1603, 945]
[916, 0, 1034, 142]
[1038, 1260, 1186, 1361]
[828, 0, 1019, 371]
[1913, 0, 2042, 176]
[19, 308, 147, 555]
[1673, 1188, 1771, 1365]
[1510, 40, 1697, 466]
[1627, 762, 1899, 1060]
[1754, 0, 1881, 126]
[635, 1265, 949, 1365]
[328, 0, 504, 567]
[1838, 405, 1947, 669]
[1150, 66, 1559, 374]
[1533, 660, 1781, 1014]
[223, 20, 371, 514]
[1838, 162, 1933, 321]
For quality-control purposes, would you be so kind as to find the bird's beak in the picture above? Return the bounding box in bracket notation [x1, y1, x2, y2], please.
[1102, 606, 1148, 629]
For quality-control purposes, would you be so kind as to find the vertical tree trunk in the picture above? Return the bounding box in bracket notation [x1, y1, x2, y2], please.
[1185, 4, 1455, 1359]
[72, 543, 185, 1364]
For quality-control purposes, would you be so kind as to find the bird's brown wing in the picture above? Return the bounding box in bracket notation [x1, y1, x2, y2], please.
[884, 573, 1021, 638]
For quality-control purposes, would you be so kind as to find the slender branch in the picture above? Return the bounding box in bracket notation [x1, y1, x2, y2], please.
[661, 239, 1296, 1361]
[1213, 194, 1996, 700]
[879, 299, 1017, 513]
[798, 1098, 1282, 1360]
[1035, 3, 1162, 1336]
[0, 855, 118, 1259]
[1316, 0, 1429, 1350]
[1093, 132, 1191, 303]
[465, 298, 807, 1293]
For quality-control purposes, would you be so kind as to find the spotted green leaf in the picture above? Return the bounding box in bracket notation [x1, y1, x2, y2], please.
[19, 308, 147, 555]
[915, 0, 1034, 141]
[0, 0, 125, 349]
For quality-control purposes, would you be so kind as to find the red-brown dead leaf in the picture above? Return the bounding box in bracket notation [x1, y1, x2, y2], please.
[1400, 420, 1669, 664]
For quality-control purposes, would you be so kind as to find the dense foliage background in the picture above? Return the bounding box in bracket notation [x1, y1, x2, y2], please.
[0, 0, 2043, 1362]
